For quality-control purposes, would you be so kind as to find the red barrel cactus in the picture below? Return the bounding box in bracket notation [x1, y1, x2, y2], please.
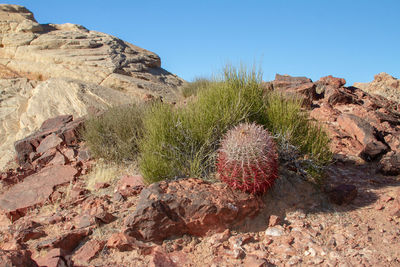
[216, 122, 279, 195]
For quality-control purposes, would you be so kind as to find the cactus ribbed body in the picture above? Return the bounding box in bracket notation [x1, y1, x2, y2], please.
[216, 123, 278, 195]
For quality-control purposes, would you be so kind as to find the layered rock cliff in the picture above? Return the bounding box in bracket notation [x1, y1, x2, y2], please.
[0, 4, 184, 169]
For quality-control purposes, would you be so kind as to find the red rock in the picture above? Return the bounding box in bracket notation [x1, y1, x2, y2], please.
[94, 182, 110, 190]
[36, 229, 90, 253]
[326, 87, 357, 106]
[168, 251, 191, 266]
[268, 215, 280, 227]
[40, 115, 73, 132]
[0, 249, 38, 267]
[117, 175, 145, 197]
[272, 74, 316, 106]
[317, 75, 346, 89]
[14, 139, 35, 166]
[34, 248, 72, 267]
[77, 150, 91, 162]
[95, 211, 116, 224]
[124, 178, 262, 242]
[73, 239, 105, 263]
[62, 148, 76, 162]
[36, 133, 63, 154]
[0, 165, 78, 222]
[61, 118, 84, 146]
[243, 255, 268, 267]
[209, 229, 231, 246]
[149, 247, 176, 267]
[36, 148, 57, 165]
[337, 114, 387, 160]
[14, 115, 84, 166]
[274, 74, 312, 84]
[106, 233, 136, 252]
[382, 195, 394, 203]
[49, 152, 66, 166]
[378, 152, 400, 175]
[11, 220, 46, 242]
[74, 214, 96, 229]
[0, 240, 22, 251]
[309, 103, 339, 123]
[327, 184, 357, 205]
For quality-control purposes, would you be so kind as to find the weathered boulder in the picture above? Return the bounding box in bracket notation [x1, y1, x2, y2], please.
[124, 178, 262, 242]
[337, 114, 387, 160]
[354, 73, 400, 103]
[14, 114, 83, 166]
[0, 4, 185, 170]
[0, 165, 77, 221]
[269, 74, 316, 106]
[378, 152, 400, 175]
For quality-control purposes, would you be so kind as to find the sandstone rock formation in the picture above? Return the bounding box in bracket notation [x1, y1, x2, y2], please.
[0, 4, 185, 170]
[354, 72, 400, 103]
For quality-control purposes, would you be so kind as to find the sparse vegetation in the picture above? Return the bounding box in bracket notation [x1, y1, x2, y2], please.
[82, 103, 146, 162]
[81, 66, 331, 185]
[264, 91, 332, 173]
[85, 161, 121, 191]
[180, 77, 212, 97]
[139, 66, 268, 183]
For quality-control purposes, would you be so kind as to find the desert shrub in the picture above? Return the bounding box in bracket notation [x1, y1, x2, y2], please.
[264, 92, 332, 182]
[139, 66, 332, 184]
[82, 103, 146, 162]
[180, 77, 211, 98]
[264, 91, 332, 164]
[139, 66, 267, 183]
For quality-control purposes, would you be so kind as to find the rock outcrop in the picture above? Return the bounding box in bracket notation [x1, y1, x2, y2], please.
[124, 178, 262, 242]
[270, 74, 400, 174]
[0, 4, 185, 170]
[354, 72, 400, 103]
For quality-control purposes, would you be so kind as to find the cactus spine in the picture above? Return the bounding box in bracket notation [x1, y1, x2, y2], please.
[216, 122, 278, 195]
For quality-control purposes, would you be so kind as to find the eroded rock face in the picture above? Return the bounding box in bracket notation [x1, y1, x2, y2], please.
[124, 178, 262, 242]
[354, 73, 400, 103]
[0, 4, 185, 170]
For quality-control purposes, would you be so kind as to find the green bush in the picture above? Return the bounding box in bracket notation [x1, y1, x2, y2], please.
[82, 103, 146, 162]
[180, 77, 211, 98]
[139, 66, 332, 184]
[139, 66, 267, 183]
[264, 91, 332, 166]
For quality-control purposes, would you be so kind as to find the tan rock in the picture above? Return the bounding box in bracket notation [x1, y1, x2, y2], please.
[354, 72, 400, 103]
[0, 4, 185, 170]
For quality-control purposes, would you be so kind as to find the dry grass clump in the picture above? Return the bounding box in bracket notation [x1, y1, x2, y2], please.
[85, 161, 122, 191]
[81, 103, 146, 162]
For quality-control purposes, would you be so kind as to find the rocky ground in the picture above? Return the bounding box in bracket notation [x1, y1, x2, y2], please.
[1, 3, 400, 267]
[0, 73, 400, 266]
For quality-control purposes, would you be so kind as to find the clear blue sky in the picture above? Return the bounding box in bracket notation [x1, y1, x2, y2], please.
[3, 0, 400, 85]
